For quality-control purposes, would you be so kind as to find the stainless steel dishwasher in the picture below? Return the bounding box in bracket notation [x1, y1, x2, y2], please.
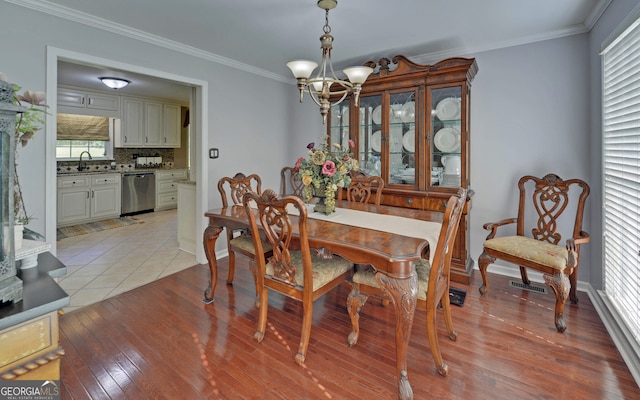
[121, 172, 156, 215]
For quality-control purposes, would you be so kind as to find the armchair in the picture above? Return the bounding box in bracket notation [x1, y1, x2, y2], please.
[478, 173, 590, 332]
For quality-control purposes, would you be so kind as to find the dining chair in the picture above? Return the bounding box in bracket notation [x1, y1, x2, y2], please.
[217, 172, 273, 306]
[280, 166, 305, 198]
[347, 188, 467, 377]
[242, 189, 353, 365]
[341, 170, 385, 206]
[478, 173, 590, 332]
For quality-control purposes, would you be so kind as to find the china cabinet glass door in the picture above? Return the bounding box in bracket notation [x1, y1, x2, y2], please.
[357, 95, 382, 177]
[389, 91, 416, 186]
[329, 101, 351, 150]
[356, 90, 417, 186]
[429, 86, 462, 188]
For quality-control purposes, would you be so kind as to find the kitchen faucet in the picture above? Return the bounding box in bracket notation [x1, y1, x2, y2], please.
[78, 151, 92, 171]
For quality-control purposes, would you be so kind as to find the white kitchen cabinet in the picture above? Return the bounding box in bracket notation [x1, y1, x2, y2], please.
[57, 177, 91, 224]
[163, 103, 181, 147]
[57, 173, 121, 227]
[90, 174, 121, 218]
[155, 169, 187, 211]
[118, 96, 182, 148]
[145, 101, 163, 146]
[58, 86, 119, 117]
[121, 97, 145, 147]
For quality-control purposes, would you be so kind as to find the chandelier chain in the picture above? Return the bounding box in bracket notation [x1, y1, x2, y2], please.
[324, 10, 331, 34]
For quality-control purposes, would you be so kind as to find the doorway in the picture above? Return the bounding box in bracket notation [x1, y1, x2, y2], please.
[46, 47, 209, 264]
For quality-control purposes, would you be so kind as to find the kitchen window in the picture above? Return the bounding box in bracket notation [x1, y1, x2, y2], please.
[56, 113, 114, 160]
[55, 140, 109, 159]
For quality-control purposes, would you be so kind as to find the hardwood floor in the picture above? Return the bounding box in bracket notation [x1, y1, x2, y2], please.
[59, 257, 640, 399]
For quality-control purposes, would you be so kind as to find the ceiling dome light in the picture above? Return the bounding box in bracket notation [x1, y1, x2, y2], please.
[99, 77, 130, 90]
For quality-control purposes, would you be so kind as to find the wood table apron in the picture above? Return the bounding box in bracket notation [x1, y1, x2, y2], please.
[203, 201, 443, 400]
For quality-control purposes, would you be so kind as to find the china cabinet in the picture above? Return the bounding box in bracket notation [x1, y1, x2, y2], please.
[328, 56, 478, 283]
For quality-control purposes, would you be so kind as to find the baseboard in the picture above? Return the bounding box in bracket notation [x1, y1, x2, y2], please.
[590, 286, 640, 388]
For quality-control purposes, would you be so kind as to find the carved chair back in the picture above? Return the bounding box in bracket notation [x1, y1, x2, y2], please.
[218, 172, 262, 207]
[216, 172, 267, 290]
[516, 173, 590, 248]
[428, 188, 466, 304]
[243, 189, 311, 288]
[344, 171, 385, 206]
[280, 166, 304, 198]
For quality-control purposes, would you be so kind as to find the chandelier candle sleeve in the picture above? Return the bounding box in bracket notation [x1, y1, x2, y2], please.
[287, 0, 373, 124]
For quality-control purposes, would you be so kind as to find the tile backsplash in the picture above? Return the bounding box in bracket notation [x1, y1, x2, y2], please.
[57, 148, 176, 173]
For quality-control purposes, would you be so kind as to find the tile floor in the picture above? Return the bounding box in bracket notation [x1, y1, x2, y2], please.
[56, 209, 198, 313]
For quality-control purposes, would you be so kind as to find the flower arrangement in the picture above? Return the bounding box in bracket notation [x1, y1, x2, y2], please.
[0, 72, 48, 226]
[294, 136, 358, 213]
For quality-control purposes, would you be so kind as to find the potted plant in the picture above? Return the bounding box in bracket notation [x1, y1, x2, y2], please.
[0, 73, 48, 247]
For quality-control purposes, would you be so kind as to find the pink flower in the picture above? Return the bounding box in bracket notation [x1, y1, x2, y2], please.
[18, 90, 46, 106]
[349, 139, 355, 148]
[294, 157, 304, 170]
[322, 160, 337, 177]
[307, 142, 315, 150]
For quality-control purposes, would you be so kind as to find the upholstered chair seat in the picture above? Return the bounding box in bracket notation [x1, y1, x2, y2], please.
[483, 236, 569, 270]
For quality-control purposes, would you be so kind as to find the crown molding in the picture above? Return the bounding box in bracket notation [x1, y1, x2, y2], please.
[412, 24, 590, 65]
[585, 0, 613, 31]
[7, 0, 291, 84]
[9, 0, 607, 85]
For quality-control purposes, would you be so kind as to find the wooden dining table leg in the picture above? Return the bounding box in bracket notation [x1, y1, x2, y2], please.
[202, 223, 224, 304]
[375, 270, 419, 400]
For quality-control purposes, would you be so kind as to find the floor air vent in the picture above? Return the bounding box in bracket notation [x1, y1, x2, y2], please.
[509, 280, 548, 294]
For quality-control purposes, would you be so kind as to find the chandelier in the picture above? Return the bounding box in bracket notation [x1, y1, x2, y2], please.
[287, 0, 373, 124]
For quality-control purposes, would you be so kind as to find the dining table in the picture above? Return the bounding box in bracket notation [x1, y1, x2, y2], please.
[203, 199, 443, 400]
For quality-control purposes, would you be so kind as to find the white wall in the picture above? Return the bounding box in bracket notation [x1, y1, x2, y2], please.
[468, 34, 593, 281]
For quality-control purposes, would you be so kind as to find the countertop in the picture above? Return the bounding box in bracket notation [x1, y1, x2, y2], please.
[57, 168, 184, 177]
[0, 252, 69, 330]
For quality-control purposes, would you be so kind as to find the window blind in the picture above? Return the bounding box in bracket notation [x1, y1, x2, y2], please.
[602, 15, 640, 346]
[57, 113, 110, 141]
